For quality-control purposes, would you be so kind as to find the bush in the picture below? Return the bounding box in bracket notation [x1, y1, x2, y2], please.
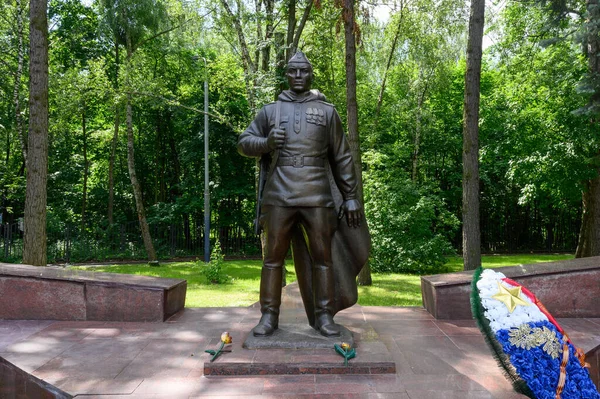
[364, 158, 459, 274]
[199, 239, 229, 284]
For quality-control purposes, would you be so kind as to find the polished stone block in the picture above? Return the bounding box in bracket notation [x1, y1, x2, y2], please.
[0, 278, 85, 320]
[0, 263, 186, 322]
[421, 256, 600, 319]
[204, 361, 396, 376]
[86, 285, 165, 322]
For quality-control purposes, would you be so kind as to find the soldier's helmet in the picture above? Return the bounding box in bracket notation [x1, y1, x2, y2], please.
[287, 51, 313, 71]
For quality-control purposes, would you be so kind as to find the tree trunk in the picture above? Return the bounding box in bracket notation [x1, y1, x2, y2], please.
[80, 105, 88, 231]
[220, 0, 256, 110]
[23, 0, 49, 266]
[576, 0, 600, 257]
[255, 0, 262, 69]
[155, 110, 165, 203]
[462, 0, 484, 271]
[125, 35, 157, 262]
[343, 0, 371, 285]
[4, 118, 9, 166]
[108, 108, 119, 225]
[274, 31, 286, 98]
[262, 0, 274, 73]
[374, 1, 404, 129]
[576, 174, 600, 257]
[166, 113, 181, 200]
[13, 0, 27, 164]
[545, 219, 554, 251]
[285, 0, 296, 62]
[412, 81, 428, 182]
[292, 0, 313, 54]
[108, 41, 120, 225]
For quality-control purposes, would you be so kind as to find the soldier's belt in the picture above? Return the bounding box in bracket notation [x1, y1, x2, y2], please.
[277, 155, 325, 168]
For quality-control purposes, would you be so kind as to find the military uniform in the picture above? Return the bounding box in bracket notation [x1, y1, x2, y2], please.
[238, 90, 358, 207]
[238, 89, 360, 337]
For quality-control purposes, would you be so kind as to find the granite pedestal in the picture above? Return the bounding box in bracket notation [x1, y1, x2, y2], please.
[207, 283, 396, 376]
[243, 323, 355, 349]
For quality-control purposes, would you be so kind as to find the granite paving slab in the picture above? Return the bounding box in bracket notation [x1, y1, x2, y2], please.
[0, 320, 54, 351]
[0, 304, 598, 397]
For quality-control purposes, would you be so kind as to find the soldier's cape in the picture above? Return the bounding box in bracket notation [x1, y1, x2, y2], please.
[291, 163, 371, 327]
[258, 89, 371, 327]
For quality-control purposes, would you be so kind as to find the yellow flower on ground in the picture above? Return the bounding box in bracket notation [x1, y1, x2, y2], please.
[340, 342, 351, 351]
[221, 331, 232, 344]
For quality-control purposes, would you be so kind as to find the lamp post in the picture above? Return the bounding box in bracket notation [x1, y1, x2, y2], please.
[202, 57, 210, 263]
[193, 55, 210, 262]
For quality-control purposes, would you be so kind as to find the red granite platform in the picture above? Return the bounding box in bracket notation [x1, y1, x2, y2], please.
[1, 265, 599, 398]
[1, 305, 598, 398]
[0, 263, 187, 322]
[421, 256, 600, 319]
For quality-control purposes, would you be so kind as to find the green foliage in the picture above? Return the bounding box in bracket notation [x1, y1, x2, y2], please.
[198, 239, 229, 284]
[99, 0, 168, 49]
[49, 0, 103, 69]
[364, 152, 459, 274]
[0, 0, 595, 263]
[476, 1, 591, 251]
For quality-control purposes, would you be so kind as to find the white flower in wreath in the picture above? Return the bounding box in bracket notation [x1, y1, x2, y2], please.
[476, 270, 548, 333]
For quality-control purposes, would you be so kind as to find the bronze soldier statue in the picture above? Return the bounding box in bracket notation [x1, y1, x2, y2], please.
[237, 51, 370, 338]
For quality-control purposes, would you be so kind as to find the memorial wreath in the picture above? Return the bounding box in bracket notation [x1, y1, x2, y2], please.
[471, 267, 600, 399]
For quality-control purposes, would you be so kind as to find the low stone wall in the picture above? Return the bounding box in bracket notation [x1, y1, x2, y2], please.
[0, 356, 72, 398]
[0, 263, 187, 322]
[420, 256, 600, 320]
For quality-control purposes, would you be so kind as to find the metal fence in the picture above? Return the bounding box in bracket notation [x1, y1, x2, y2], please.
[0, 220, 262, 264]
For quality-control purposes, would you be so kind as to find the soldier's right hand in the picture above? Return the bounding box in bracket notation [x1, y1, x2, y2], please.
[267, 128, 285, 150]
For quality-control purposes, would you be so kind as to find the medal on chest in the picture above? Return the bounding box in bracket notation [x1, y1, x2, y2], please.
[306, 107, 325, 127]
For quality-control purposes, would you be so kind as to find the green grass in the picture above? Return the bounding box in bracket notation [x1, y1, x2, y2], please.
[357, 253, 575, 306]
[72, 253, 574, 308]
[73, 260, 296, 307]
[442, 253, 574, 273]
[358, 273, 423, 306]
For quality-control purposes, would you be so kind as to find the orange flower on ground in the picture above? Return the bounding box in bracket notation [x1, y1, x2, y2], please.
[205, 332, 233, 362]
[334, 342, 356, 366]
[221, 331, 233, 344]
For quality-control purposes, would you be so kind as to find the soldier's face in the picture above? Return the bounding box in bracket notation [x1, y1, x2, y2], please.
[286, 65, 313, 93]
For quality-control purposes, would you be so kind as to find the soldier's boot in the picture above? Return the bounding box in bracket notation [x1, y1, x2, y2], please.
[313, 265, 341, 337]
[252, 266, 282, 337]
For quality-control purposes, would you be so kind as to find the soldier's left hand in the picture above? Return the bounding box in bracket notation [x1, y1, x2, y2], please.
[340, 199, 362, 228]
